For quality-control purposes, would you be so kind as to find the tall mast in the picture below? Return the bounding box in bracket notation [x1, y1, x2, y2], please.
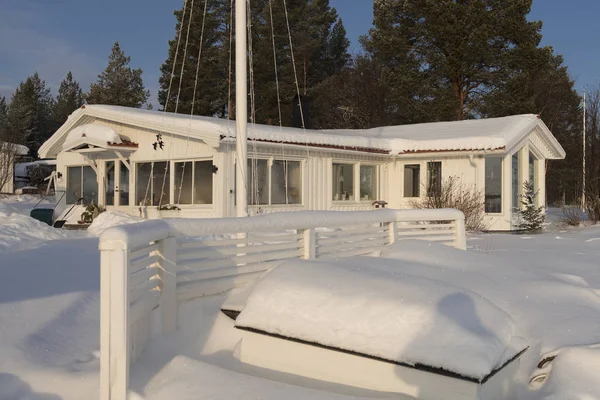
[583, 90, 586, 211]
[235, 0, 248, 217]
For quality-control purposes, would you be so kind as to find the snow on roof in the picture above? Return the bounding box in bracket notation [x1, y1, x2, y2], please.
[63, 123, 122, 150]
[39, 104, 565, 158]
[235, 259, 524, 381]
[1, 142, 29, 156]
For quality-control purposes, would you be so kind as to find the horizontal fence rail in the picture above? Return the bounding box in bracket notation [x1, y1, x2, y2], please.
[99, 208, 466, 400]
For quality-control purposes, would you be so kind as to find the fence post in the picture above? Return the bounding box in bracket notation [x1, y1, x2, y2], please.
[454, 215, 467, 250]
[99, 241, 130, 400]
[159, 237, 177, 334]
[301, 228, 316, 259]
[387, 221, 397, 245]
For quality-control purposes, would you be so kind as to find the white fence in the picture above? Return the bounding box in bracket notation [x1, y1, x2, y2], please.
[99, 208, 466, 400]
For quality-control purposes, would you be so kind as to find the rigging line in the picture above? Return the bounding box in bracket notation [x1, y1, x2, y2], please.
[282, 0, 305, 130]
[247, 0, 260, 211]
[159, 0, 196, 208]
[227, 0, 234, 119]
[177, 0, 209, 206]
[268, 0, 288, 204]
[143, 0, 188, 209]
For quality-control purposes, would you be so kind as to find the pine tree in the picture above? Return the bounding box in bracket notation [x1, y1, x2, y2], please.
[324, 18, 350, 77]
[87, 42, 150, 108]
[7, 73, 54, 156]
[362, 0, 545, 122]
[158, 0, 231, 116]
[54, 71, 83, 126]
[517, 181, 545, 232]
[0, 97, 8, 133]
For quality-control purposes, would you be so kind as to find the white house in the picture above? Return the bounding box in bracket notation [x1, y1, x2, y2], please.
[38, 105, 565, 230]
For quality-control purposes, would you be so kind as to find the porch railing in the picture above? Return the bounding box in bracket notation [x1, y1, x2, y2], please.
[99, 208, 466, 400]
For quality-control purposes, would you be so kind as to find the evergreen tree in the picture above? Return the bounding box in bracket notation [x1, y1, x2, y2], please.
[362, 0, 545, 122]
[324, 18, 350, 77]
[54, 71, 84, 127]
[7, 73, 54, 156]
[516, 181, 545, 232]
[0, 96, 8, 133]
[158, 0, 231, 117]
[87, 42, 150, 108]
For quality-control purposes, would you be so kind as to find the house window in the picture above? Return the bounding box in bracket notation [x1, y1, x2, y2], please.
[271, 160, 302, 205]
[360, 165, 377, 201]
[174, 160, 213, 205]
[404, 164, 420, 197]
[485, 157, 502, 213]
[332, 163, 354, 201]
[512, 153, 519, 209]
[248, 159, 269, 205]
[529, 152, 537, 189]
[105, 161, 115, 206]
[66, 166, 97, 205]
[136, 161, 170, 206]
[427, 161, 442, 196]
[119, 161, 130, 206]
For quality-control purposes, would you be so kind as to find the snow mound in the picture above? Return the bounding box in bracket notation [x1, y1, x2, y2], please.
[88, 211, 143, 236]
[235, 259, 522, 380]
[63, 123, 121, 149]
[0, 204, 72, 253]
[145, 355, 404, 400]
[537, 346, 600, 400]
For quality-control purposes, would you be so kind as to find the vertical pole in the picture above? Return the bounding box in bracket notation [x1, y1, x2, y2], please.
[235, 0, 248, 218]
[454, 216, 467, 251]
[300, 228, 316, 259]
[583, 90, 586, 211]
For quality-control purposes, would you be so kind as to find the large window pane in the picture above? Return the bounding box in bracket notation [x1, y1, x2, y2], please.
[512, 153, 519, 209]
[174, 162, 193, 204]
[194, 161, 213, 204]
[66, 166, 82, 204]
[332, 163, 354, 201]
[248, 159, 268, 205]
[271, 160, 302, 205]
[529, 152, 536, 189]
[82, 166, 98, 205]
[105, 161, 115, 206]
[404, 164, 420, 197]
[136, 162, 169, 206]
[119, 161, 129, 206]
[360, 165, 377, 201]
[485, 157, 502, 213]
[427, 162, 442, 196]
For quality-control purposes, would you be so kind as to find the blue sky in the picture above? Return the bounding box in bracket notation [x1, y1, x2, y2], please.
[0, 0, 598, 105]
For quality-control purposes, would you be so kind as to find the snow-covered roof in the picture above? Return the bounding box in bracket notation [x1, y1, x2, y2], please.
[236, 259, 525, 381]
[39, 105, 566, 159]
[1, 142, 29, 156]
[63, 124, 122, 150]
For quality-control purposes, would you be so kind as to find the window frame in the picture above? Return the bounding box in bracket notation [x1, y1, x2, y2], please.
[359, 164, 379, 202]
[173, 158, 214, 206]
[66, 164, 98, 205]
[271, 159, 303, 205]
[135, 160, 171, 207]
[332, 162, 356, 203]
[484, 157, 503, 215]
[426, 161, 442, 197]
[403, 164, 421, 198]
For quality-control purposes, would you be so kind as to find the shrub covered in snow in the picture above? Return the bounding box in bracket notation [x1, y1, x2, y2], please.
[87, 211, 143, 236]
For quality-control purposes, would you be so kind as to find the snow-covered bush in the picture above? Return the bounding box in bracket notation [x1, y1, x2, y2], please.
[410, 176, 487, 232]
[516, 181, 545, 232]
[27, 164, 55, 190]
[559, 207, 582, 227]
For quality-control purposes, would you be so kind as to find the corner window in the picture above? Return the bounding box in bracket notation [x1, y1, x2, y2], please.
[174, 160, 213, 205]
[67, 166, 97, 205]
[136, 161, 170, 206]
[404, 164, 420, 197]
[427, 161, 442, 196]
[360, 165, 377, 201]
[485, 157, 502, 213]
[332, 163, 354, 201]
[271, 160, 302, 205]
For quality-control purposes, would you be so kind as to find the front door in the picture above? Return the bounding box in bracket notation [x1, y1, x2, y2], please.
[105, 160, 130, 207]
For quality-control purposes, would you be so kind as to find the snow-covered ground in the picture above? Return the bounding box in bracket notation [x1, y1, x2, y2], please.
[1, 195, 599, 399]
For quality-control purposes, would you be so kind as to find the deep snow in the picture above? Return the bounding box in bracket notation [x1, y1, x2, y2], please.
[1, 195, 600, 399]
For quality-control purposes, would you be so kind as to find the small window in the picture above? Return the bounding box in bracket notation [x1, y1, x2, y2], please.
[404, 164, 420, 197]
[485, 157, 502, 213]
[174, 160, 213, 205]
[512, 153, 519, 209]
[271, 160, 302, 205]
[427, 161, 442, 196]
[119, 161, 130, 206]
[360, 165, 377, 201]
[529, 152, 537, 190]
[105, 161, 115, 206]
[248, 159, 269, 205]
[332, 163, 354, 201]
[136, 161, 170, 206]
